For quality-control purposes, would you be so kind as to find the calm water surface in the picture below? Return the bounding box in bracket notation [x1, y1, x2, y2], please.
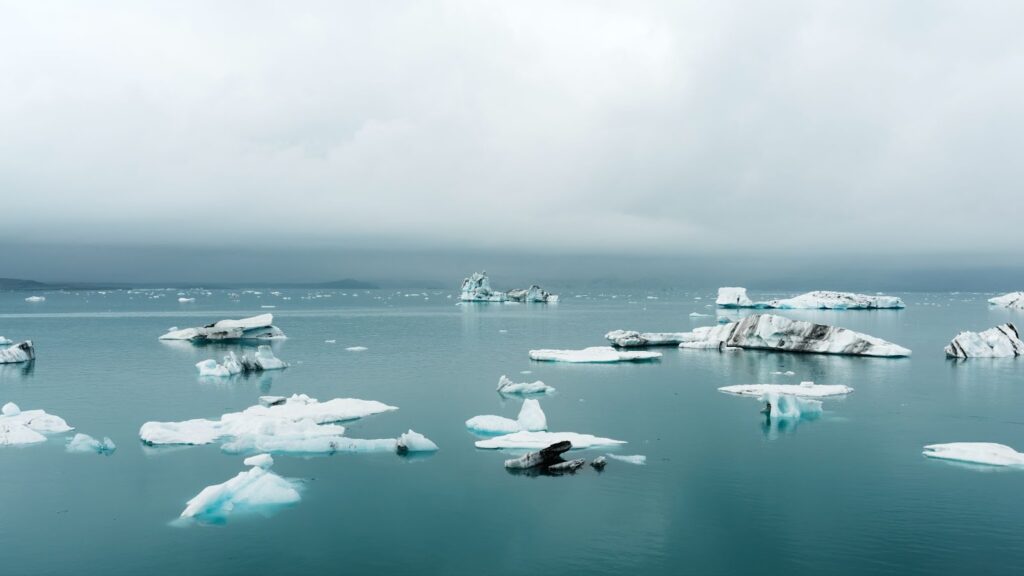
[1, 288, 1022, 575]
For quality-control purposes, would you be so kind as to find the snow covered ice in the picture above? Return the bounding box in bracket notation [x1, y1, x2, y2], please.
[945, 324, 1024, 358]
[923, 443, 1024, 467]
[989, 292, 1024, 310]
[529, 346, 662, 363]
[0, 402, 73, 446]
[466, 399, 547, 435]
[495, 375, 554, 395]
[715, 287, 904, 309]
[719, 381, 853, 398]
[460, 271, 558, 303]
[66, 433, 116, 454]
[0, 341, 34, 364]
[475, 431, 626, 450]
[160, 313, 286, 342]
[179, 455, 302, 522]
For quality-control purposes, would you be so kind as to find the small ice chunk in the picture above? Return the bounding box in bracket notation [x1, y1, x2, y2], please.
[923, 443, 1024, 467]
[24, 296, 46, 303]
[719, 382, 853, 398]
[590, 456, 607, 470]
[988, 292, 1024, 310]
[689, 312, 711, 318]
[2, 402, 20, 416]
[160, 313, 285, 342]
[346, 346, 368, 352]
[66, 433, 116, 454]
[0, 336, 12, 345]
[496, 375, 554, 395]
[178, 297, 195, 303]
[324, 339, 336, 344]
[716, 287, 753, 308]
[466, 399, 547, 435]
[504, 441, 571, 469]
[396, 430, 439, 453]
[528, 347, 661, 363]
[476, 431, 626, 450]
[607, 453, 646, 465]
[243, 453, 274, 468]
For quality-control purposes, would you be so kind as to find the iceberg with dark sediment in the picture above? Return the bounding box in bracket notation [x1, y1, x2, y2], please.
[989, 292, 1024, 310]
[460, 271, 558, 303]
[476, 430, 625, 450]
[495, 375, 554, 395]
[0, 402, 73, 446]
[945, 324, 1024, 358]
[719, 381, 853, 398]
[0, 341, 34, 364]
[466, 399, 547, 435]
[923, 443, 1024, 467]
[159, 313, 285, 342]
[716, 287, 905, 309]
[196, 346, 288, 377]
[529, 346, 662, 363]
[605, 330, 695, 347]
[179, 454, 302, 522]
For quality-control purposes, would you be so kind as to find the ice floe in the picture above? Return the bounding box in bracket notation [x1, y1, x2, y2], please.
[607, 453, 646, 465]
[0, 341, 34, 364]
[466, 399, 547, 435]
[529, 346, 662, 363]
[180, 455, 301, 522]
[496, 375, 554, 395]
[945, 324, 1023, 358]
[0, 336, 12, 345]
[346, 346, 368, 352]
[760, 392, 822, 420]
[159, 313, 285, 342]
[719, 381, 853, 398]
[460, 271, 558, 303]
[396, 430, 439, 453]
[178, 297, 195, 303]
[66, 433, 116, 454]
[24, 296, 45, 303]
[0, 402, 73, 446]
[923, 443, 1024, 467]
[475, 430, 625, 450]
[715, 287, 904, 309]
[605, 330, 693, 347]
[989, 292, 1024, 310]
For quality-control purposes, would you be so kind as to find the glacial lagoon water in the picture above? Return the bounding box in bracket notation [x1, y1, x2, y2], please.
[1, 289, 1023, 575]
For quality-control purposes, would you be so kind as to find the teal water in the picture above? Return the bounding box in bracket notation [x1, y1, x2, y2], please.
[1, 289, 1023, 575]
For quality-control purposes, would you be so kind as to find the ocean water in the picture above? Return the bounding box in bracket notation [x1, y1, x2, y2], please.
[1, 288, 1023, 575]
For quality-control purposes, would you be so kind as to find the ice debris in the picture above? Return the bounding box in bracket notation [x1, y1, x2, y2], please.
[945, 324, 1023, 358]
[24, 296, 45, 303]
[66, 433, 116, 454]
[607, 453, 646, 465]
[159, 313, 285, 342]
[529, 346, 662, 363]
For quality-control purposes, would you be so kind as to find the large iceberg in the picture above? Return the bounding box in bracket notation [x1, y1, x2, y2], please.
[989, 292, 1024, 310]
[0, 341, 34, 364]
[159, 314, 285, 342]
[923, 443, 1024, 467]
[0, 402, 73, 446]
[529, 346, 662, 363]
[460, 271, 558, 303]
[719, 381, 853, 398]
[759, 392, 822, 420]
[466, 399, 547, 435]
[715, 287, 905, 309]
[496, 375, 554, 395]
[180, 454, 302, 522]
[196, 347, 288, 377]
[475, 431, 626, 450]
[945, 324, 1024, 358]
[659, 314, 909, 357]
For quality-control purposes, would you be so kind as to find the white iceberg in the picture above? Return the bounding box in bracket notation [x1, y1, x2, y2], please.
[719, 381, 853, 398]
[159, 313, 286, 342]
[180, 455, 301, 521]
[24, 296, 45, 303]
[346, 346, 368, 352]
[475, 431, 626, 450]
[759, 392, 822, 420]
[460, 271, 558, 303]
[605, 330, 697, 347]
[66, 433, 116, 454]
[716, 287, 904, 309]
[529, 346, 662, 363]
[945, 324, 1023, 358]
[466, 399, 547, 435]
[0, 402, 73, 446]
[607, 453, 646, 465]
[507, 285, 559, 304]
[0, 336, 12, 345]
[989, 292, 1024, 310]
[923, 443, 1024, 467]
[671, 314, 910, 357]
[0, 341, 34, 364]
[178, 297, 195, 303]
[495, 375, 554, 395]
[396, 429, 439, 453]
[716, 287, 754, 308]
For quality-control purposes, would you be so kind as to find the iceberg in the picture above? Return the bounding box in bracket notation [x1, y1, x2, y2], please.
[607, 453, 646, 465]
[0, 336, 12, 345]
[529, 346, 662, 363]
[989, 292, 1024, 310]
[396, 429, 439, 453]
[923, 443, 1024, 467]
[716, 287, 905, 309]
[504, 440, 571, 470]
[495, 375, 554, 395]
[0, 402, 73, 446]
[178, 297, 195, 303]
[945, 324, 1024, 358]
[718, 381, 853, 398]
[605, 330, 696, 347]
[346, 346, 368, 352]
[759, 392, 822, 420]
[669, 314, 910, 357]
[460, 271, 558, 303]
[66, 433, 116, 454]
[466, 399, 547, 435]
[180, 455, 302, 521]
[24, 296, 45, 303]
[159, 313, 286, 342]
[476, 430, 626, 450]
[0, 341, 34, 364]
[506, 285, 559, 304]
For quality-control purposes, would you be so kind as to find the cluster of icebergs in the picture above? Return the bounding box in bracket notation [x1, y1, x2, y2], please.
[716, 287, 905, 310]
[0, 341, 34, 364]
[196, 346, 288, 377]
[160, 314, 285, 342]
[460, 271, 558, 303]
[0, 401, 114, 454]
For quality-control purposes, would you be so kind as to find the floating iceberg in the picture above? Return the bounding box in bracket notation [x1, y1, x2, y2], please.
[945, 324, 1024, 358]
[496, 375, 554, 395]
[0, 336, 12, 345]
[0, 402, 73, 446]
[196, 347, 288, 377]
[24, 296, 45, 303]
[159, 313, 285, 342]
[475, 431, 625, 450]
[605, 330, 695, 347]
[178, 297, 195, 303]
[460, 271, 558, 303]
[760, 392, 822, 420]
[719, 381, 853, 398]
[715, 287, 904, 309]
[346, 346, 368, 352]
[0, 341, 34, 364]
[668, 314, 910, 357]
[607, 453, 646, 465]
[66, 433, 116, 454]
[529, 346, 662, 363]
[989, 292, 1024, 310]
[466, 399, 547, 435]
[396, 429, 439, 453]
[923, 443, 1024, 467]
[180, 455, 301, 522]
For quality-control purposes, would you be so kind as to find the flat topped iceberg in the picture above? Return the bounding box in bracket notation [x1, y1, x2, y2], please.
[180, 455, 302, 522]
[460, 271, 557, 303]
[66, 433, 116, 454]
[496, 375, 554, 395]
[466, 399, 547, 435]
[673, 314, 911, 357]
[0, 402, 73, 446]
[196, 347, 288, 377]
[923, 443, 1024, 467]
[0, 341, 34, 364]
[605, 330, 694, 347]
[759, 392, 822, 420]
[716, 287, 905, 309]
[989, 292, 1024, 310]
[719, 381, 853, 398]
[529, 346, 662, 363]
[159, 313, 286, 342]
[945, 324, 1024, 358]
[24, 296, 45, 303]
[475, 430, 626, 450]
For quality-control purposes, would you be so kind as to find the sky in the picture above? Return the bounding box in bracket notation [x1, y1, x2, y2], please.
[1, 1, 1022, 285]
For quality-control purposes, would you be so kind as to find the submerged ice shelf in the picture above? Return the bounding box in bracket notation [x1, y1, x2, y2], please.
[460, 271, 558, 303]
[529, 346, 661, 363]
[160, 313, 286, 342]
[715, 287, 905, 310]
[923, 443, 1024, 467]
[945, 324, 1023, 358]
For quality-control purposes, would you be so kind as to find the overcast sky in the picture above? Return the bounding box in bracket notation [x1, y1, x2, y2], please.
[1, 1, 1023, 282]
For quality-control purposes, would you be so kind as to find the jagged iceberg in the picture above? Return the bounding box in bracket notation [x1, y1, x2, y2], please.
[923, 443, 1024, 467]
[196, 347, 288, 377]
[466, 399, 547, 435]
[719, 381, 853, 398]
[460, 271, 558, 303]
[475, 431, 626, 450]
[66, 433, 116, 454]
[715, 287, 904, 309]
[0, 402, 73, 446]
[529, 346, 662, 363]
[945, 324, 1024, 358]
[495, 375, 554, 395]
[989, 292, 1024, 310]
[656, 314, 909, 357]
[759, 392, 822, 420]
[159, 313, 285, 342]
[180, 454, 302, 522]
[0, 341, 34, 364]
